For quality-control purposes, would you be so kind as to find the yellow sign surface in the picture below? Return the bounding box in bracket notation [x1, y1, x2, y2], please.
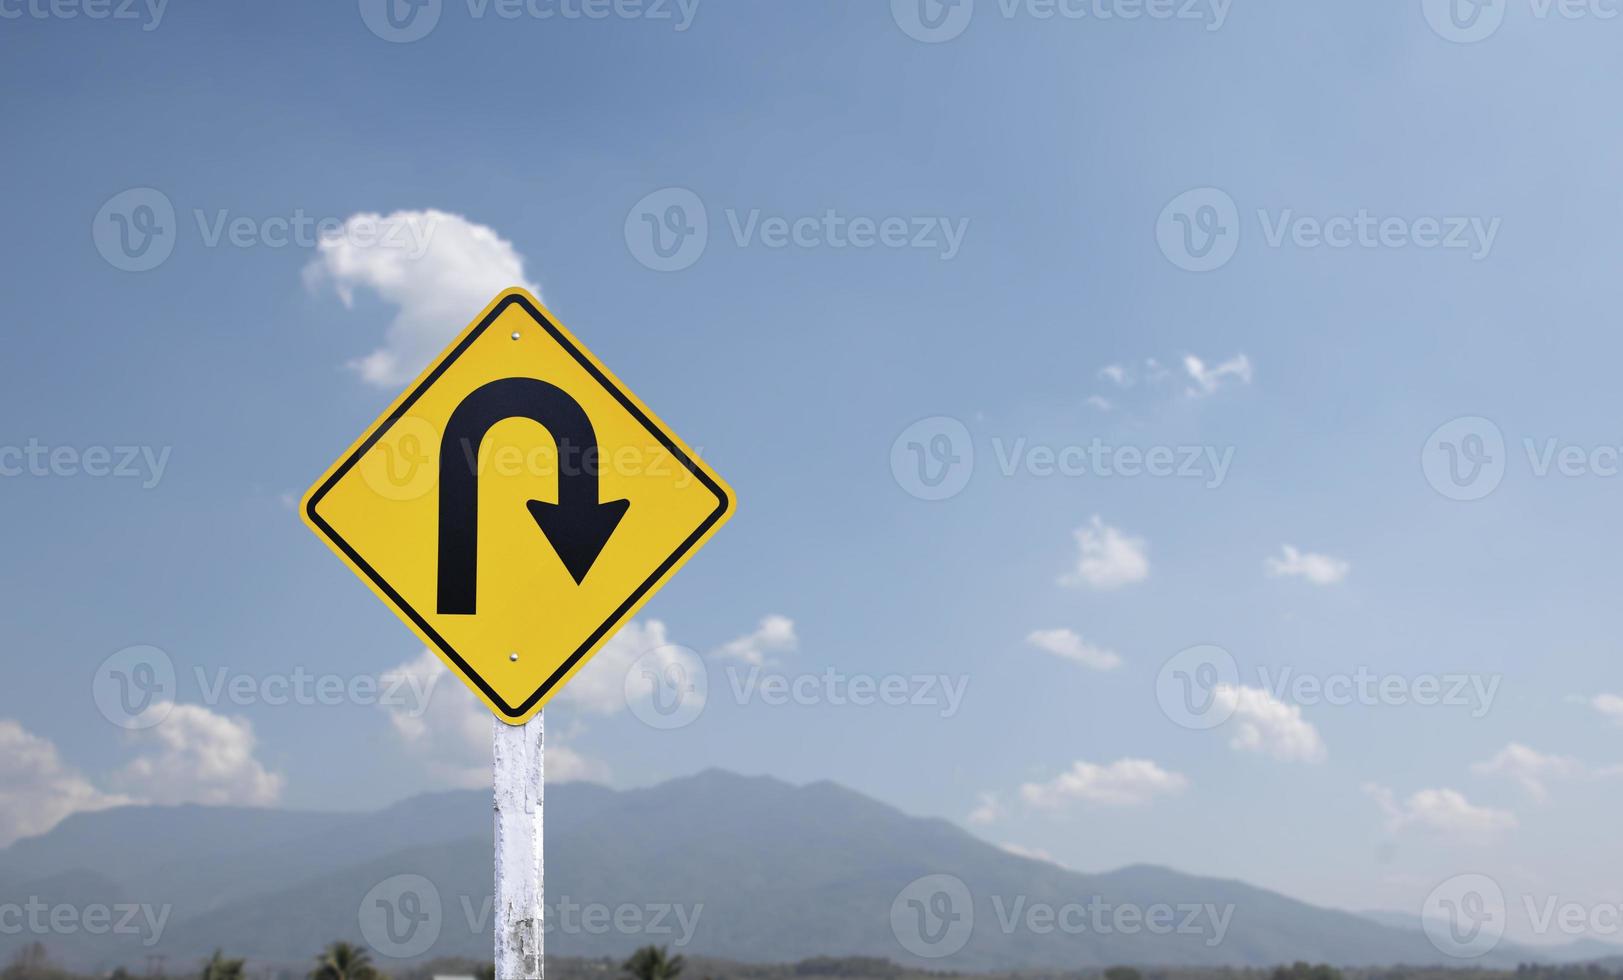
[302, 288, 733, 724]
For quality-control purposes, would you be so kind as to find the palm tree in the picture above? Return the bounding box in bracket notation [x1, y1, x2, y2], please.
[622, 946, 685, 980]
[200, 950, 246, 980]
[309, 942, 379, 980]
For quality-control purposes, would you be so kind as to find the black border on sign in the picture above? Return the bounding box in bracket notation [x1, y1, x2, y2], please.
[305, 293, 731, 719]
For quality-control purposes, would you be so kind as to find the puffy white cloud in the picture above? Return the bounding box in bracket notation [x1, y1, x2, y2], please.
[554, 619, 688, 716]
[1213, 684, 1327, 763]
[380, 648, 611, 788]
[1589, 693, 1623, 723]
[379, 618, 716, 787]
[967, 792, 1004, 826]
[712, 615, 797, 666]
[1020, 758, 1188, 808]
[1265, 545, 1350, 585]
[1059, 516, 1149, 590]
[0, 720, 132, 847]
[1471, 742, 1615, 801]
[111, 704, 283, 806]
[1025, 628, 1122, 671]
[1364, 783, 1517, 840]
[1099, 364, 1133, 388]
[1000, 842, 1061, 865]
[303, 209, 540, 387]
[1184, 353, 1253, 398]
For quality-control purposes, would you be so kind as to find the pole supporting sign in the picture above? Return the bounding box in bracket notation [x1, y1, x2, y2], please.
[301, 288, 735, 724]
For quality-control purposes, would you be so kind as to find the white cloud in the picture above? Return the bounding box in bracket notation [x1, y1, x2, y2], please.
[1589, 693, 1623, 724]
[1059, 516, 1149, 590]
[0, 721, 132, 847]
[1025, 628, 1122, 671]
[1212, 684, 1327, 763]
[1265, 545, 1350, 585]
[1099, 364, 1133, 388]
[1086, 395, 1114, 412]
[1364, 783, 1518, 840]
[1471, 742, 1616, 801]
[380, 617, 720, 787]
[712, 615, 797, 666]
[383, 650, 494, 788]
[303, 210, 539, 387]
[381, 648, 612, 788]
[1000, 842, 1062, 865]
[1184, 353, 1253, 398]
[967, 792, 1004, 826]
[111, 704, 284, 807]
[554, 619, 689, 716]
[1020, 758, 1188, 808]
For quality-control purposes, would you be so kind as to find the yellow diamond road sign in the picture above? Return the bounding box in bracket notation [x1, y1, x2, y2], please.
[302, 288, 734, 724]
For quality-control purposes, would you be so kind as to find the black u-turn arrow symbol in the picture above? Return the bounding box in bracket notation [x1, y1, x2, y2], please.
[437, 377, 630, 615]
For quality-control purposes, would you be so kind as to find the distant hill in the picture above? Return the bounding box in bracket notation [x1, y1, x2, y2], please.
[0, 770, 1587, 973]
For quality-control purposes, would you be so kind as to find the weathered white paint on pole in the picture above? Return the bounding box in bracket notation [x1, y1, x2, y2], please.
[494, 712, 543, 980]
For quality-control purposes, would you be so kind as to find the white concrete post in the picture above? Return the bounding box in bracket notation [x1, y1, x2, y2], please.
[494, 712, 544, 980]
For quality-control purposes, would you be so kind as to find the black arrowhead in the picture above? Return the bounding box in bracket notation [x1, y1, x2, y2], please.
[526, 497, 630, 584]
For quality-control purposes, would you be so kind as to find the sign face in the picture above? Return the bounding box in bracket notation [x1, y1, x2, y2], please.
[302, 289, 734, 724]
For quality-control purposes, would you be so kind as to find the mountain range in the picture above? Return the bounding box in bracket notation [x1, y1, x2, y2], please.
[0, 770, 1614, 973]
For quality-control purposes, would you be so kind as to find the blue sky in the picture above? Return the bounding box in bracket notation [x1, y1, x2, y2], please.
[4, 0, 1623, 947]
